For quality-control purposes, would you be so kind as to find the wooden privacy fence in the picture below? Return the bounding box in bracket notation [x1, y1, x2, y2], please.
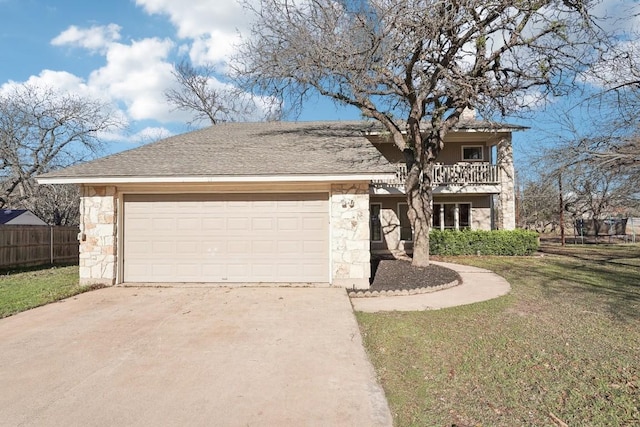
[0, 225, 79, 269]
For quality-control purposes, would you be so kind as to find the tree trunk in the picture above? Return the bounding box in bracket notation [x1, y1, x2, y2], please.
[404, 118, 440, 268]
[405, 161, 433, 267]
[405, 118, 447, 268]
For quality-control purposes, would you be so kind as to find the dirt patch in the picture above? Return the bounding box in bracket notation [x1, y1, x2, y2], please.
[368, 259, 461, 292]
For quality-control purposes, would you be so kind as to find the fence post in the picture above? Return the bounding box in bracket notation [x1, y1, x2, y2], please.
[50, 226, 54, 265]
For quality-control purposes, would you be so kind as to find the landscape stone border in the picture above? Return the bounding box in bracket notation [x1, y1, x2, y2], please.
[348, 277, 462, 298]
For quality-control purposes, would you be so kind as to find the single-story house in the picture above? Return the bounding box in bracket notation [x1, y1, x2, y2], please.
[0, 209, 47, 226]
[37, 118, 522, 288]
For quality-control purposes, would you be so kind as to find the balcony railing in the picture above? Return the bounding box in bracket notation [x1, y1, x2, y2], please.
[374, 163, 500, 187]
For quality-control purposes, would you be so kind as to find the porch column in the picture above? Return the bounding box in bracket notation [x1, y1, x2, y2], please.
[440, 204, 445, 231]
[496, 135, 516, 230]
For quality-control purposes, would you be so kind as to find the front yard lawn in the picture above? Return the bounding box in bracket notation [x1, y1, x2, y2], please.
[0, 265, 98, 318]
[357, 243, 640, 426]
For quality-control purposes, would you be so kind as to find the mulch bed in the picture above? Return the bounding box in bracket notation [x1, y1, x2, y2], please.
[369, 258, 461, 292]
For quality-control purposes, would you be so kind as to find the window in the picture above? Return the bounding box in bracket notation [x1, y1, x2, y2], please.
[462, 146, 484, 161]
[433, 203, 471, 230]
[459, 204, 470, 228]
[370, 203, 382, 242]
[398, 203, 412, 241]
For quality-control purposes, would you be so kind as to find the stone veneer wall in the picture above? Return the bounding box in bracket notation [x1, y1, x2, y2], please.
[497, 136, 516, 230]
[79, 185, 118, 286]
[330, 183, 371, 289]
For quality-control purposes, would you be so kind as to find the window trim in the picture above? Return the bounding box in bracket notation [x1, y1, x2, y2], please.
[461, 145, 484, 162]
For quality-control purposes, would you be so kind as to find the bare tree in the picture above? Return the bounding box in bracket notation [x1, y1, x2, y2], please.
[572, 26, 640, 173]
[21, 184, 80, 226]
[525, 135, 639, 238]
[165, 60, 280, 125]
[235, 0, 603, 266]
[0, 83, 123, 216]
[518, 176, 561, 233]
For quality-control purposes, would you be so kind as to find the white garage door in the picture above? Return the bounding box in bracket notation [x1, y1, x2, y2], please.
[123, 193, 329, 283]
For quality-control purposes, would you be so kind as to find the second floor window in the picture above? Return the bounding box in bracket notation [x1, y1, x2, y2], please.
[462, 146, 484, 161]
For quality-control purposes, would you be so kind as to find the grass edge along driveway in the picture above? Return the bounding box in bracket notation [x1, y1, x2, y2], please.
[356, 243, 640, 427]
[0, 265, 98, 318]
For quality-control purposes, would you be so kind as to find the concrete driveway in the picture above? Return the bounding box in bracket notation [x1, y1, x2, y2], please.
[0, 286, 391, 426]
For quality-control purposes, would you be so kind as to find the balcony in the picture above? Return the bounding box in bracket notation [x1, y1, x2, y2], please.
[372, 163, 501, 194]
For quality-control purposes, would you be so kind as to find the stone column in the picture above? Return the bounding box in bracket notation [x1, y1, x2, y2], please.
[497, 136, 516, 230]
[79, 185, 118, 286]
[330, 183, 371, 289]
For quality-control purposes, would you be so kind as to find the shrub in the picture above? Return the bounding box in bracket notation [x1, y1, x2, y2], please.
[429, 229, 539, 256]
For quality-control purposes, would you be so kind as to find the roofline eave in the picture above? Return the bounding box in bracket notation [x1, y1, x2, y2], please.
[36, 173, 397, 185]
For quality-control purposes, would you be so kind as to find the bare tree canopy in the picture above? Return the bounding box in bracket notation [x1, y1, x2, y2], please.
[236, 0, 603, 266]
[0, 83, 123, 221]
[22, 184, 81, 226]
[165, 60, 281, 125]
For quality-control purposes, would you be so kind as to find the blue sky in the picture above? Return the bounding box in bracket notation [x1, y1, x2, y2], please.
[0, 0, 637, 170]
[0, 0, 363, 152]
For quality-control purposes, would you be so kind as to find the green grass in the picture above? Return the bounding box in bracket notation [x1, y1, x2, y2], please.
[357, 243, 640, 426]
[0, 265, 100, 318]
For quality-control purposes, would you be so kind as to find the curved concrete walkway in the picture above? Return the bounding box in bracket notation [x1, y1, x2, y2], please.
[351, 261, 511, 312]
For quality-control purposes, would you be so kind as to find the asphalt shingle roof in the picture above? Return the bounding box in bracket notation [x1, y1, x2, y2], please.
[39, 119, 525, 181]
[0, 210, 28, 224]
[40, 121, 397, 180]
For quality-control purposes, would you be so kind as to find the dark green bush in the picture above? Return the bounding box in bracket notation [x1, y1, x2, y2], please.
[429, 229, 539, 256]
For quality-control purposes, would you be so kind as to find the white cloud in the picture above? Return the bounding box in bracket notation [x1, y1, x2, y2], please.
[135, 0, 250, 38]
[131, 126, 174, 143]
[0, 69, 119, 111]
[98, 126, 174, 145]
[48, 26, 199, 124]
[135, 0, 254, 65]
[1, 70, 86, 95]
[88, 37, 179, 121]
[51, 24, 122, 53]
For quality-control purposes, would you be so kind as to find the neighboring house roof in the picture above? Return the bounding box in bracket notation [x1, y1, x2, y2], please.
[38, 121, 399, 184]
[0, 209, 47, 226]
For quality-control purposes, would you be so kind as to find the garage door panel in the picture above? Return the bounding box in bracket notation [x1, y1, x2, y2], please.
[277, 240, 300, 254]
[302, 263, 326, 278]
[176, 264, 200, 277]
[227, 240, 250, 254]
[176, 241, 199, 254]
[303, 217, 324, 231]
[277, 217, 299, 231]
[252, 240, 275, 253]
[124, 193, 328, 283]
[202, 263, 226, 277]
[151, 263, 173, 277]
[252, 217, 274, 230]
[202, 217, 225, 231]
[227, 217, 249, 230]
[253, 201, 277, 210]
[176, 217, 200, 230]
[303, 240, 325, 254]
